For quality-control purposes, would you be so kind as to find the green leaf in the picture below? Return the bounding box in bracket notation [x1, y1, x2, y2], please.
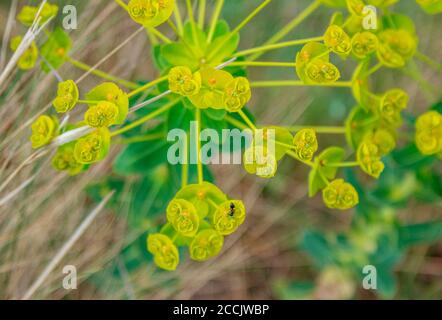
[207, 32, 240, 65]
[161, 43, 197, 69]
[205, 108, 226, 121]
[40, 27, 72, 73]
[398, 222, 442, 248]
[308, 147, 345, 197]
[183, 21, 207, 55]
[376, 268, 397, 299]
[152, 44, 172, 72]
[113, 139, 170, 176]
[272, 280, 315, 300]
[391, 143, 436, 169]
[345, 106, 377, 150]
[299, 230, 335, 267]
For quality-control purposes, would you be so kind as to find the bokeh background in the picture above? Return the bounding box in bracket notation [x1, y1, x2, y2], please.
[0, 0, 441, 299]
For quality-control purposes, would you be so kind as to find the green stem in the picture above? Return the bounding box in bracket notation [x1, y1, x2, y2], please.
[198, 0, 206, 29]
[77, 100, 101, 105]
[286, 125, 346, 134]
[415, 51, 442, 74]
[207, 0, 224, 43]
[110, 98, 179, 137]
[114, 0, 128, 11]
[326, 161, 359, 168]
[182, 135, 189, 188]
[127, 75, 168, 98]
[66, 56, 139, 89]
[235, 36, 323, 58]
[195, 108, 204, 184]
[365, 62, 382, 77]
[238, 109, 256, 130]
[224, 115, 249, 131]
[147, 27, 172, 43]
[229, 61, 296, 68]
[249, 0, 321, 61]
[114, 132, 165, 144]
[174, 2, 184, 35]
[208, 0, 274, 61]
[250, 80, 353, 88]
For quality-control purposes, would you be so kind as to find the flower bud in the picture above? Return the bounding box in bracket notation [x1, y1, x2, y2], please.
[128, 0, 175, 27]
[30, 115, 59, 149]
[211, 200, 246, 235]
[351, 32, 378, 59]
[168, 66, 202, 96]
[363, 128, 396, 156]
[84, 101, 119, 128]
[379, 89, 408, 126]
[293, 128, 319, 161]
[357, 141, 385, 178]
[73, 128, 111, 164]
[166, 199, 200, 237]
[52, 80, 79, 113]
[189, 229, 224, 262]
[415, 111, 442, 155]
[17, 3, 59, 27]
[305, 60, 340, 84]
[10, 36, 39, 70]
[244, 145, 278, 179]
[322, 179, 359, 210]
[377, 29, 417, 68]
[324, 25, 351, 56]
[52, 142, 85, 176]
[147, 233, 179, 271]
[223, 77, 252, 112]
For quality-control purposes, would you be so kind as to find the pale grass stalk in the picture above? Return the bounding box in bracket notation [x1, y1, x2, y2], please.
[75, 26, 145, 84]
[0, 0, 18, 71]
[21, 191, 115, 300]
[0, 0, 53, 89]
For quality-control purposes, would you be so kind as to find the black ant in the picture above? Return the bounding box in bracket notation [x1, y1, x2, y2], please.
[229, 202, 236, 217]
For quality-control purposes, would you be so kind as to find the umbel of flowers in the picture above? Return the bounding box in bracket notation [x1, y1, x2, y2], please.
[16, 0, 441, 271]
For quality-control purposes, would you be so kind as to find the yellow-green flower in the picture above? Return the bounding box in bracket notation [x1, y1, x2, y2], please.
[84, 101, 119, 128]
[17, 3, 59, 27]
[293, 128, 319, 161]
[52, 142, 85, 176]
[74, 128, 111, 164]
[30, 115, 59, 149]
[223, 77, 252, 112]
[166, 199, 200, 237]
[189, 67, 234, 109]
[377, 29, 417, 68]
[10, 36, 39, 70]
[351, 32, 378, 59]
[127, 0, 175, 27]
[174, 182, 228, 219]
[168, 66, 202, 96]
[189, 229, 224, 262]
[52, 80, 79, 113]
[379, 89, 408, 126]
[363, 128, 396, 156]
[147, 233, 179, 271]
[211, 200, 246, 236]
[305, 59, 341, 84]
[357, 141, 385, 178]
[322, 179, 359, 210]
[415, 110, 442, 155]
[324, 25, 351, 56]
[86, 83, 128, 124]
[244, 145, 278, 179]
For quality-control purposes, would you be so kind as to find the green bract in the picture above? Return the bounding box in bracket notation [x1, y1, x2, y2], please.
[40, 27, 72, 73]
[322, 179, 359, 210]
[52, 141, 86, 176]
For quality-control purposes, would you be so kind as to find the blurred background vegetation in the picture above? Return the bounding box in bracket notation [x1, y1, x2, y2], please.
[0, 0, 441, 299]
